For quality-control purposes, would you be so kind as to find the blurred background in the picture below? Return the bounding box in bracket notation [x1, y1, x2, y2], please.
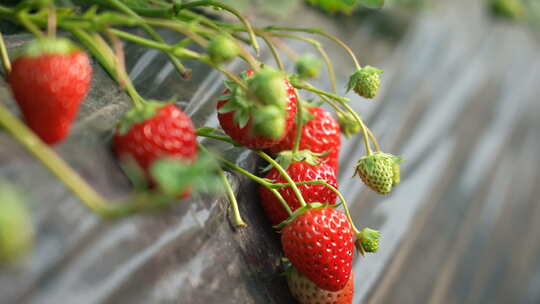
[1, 0, 540, 303]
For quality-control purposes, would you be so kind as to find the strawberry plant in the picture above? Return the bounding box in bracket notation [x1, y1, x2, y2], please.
[0, 0, 405, 302]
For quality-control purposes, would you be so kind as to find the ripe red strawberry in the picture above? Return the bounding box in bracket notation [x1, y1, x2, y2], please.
[113, 103, 197, 182]
[282, 206, 354, 291]
[287, 267, 354, 304]
[217, 69, 297, 149]
[8, 38, 92, 145]
[269, 107, 341, 171]
[259, 161, 338, 225]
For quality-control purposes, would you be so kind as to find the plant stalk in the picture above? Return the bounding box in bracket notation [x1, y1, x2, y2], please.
[218, 169, 246, 227]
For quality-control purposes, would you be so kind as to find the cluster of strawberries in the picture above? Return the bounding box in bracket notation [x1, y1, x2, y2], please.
[8, 38, 200, 185]
[7, 33, 401, 303]
[215, 65, 404, 302]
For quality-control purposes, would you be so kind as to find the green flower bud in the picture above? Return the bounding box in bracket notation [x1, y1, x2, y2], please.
[295, 54, 322, 79]
[252, 105, 286, 139]
[346, 66, 383, 99]
[337, 111, 361, 138]
[489, 0, 524, 20]
[247, 67, 288, 108]
[207, 35, 240, 64]
[0, 183, 33, 263]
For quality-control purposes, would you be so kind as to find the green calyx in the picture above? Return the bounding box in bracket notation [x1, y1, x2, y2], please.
[252, 105, 286, 140]
[19, 37, 80, 58]
[355, 227, 381, 255]
[220, 69, 289, 139]
[263, 149, 324, 173]
[247, 66, 288, 108]
[337, 111, 361, 138]
[273, 202, 326, 230]
[346, 65, 383, 99]
[207, 35, 240, 64]
[0, 182, 34, 263]
[218, 79, 253, 129]
[117, 101, 166, 135]
[354, 152, 402, 194]
[295, 54, 322, 79]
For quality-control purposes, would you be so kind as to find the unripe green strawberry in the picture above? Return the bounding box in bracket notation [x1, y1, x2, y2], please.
[336, 111, 360, 138]
[295, 54, 322, 79]
[247, 67, 288, 108]
[392, 161, 401, 185]
[0, 183, 34, 263]
[355, 227, 381, 255]
[354, 152, 402, 194]
[207, 35, 240, 64]
[252, 105, 286, 140]
[346, 66, 383, 99]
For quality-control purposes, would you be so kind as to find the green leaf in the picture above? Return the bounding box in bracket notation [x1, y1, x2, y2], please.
[120, 0, 151, 8]
[308, 0, 358, 13]
[195, 126, 217, 136]
[358, 0, 384, 9]
[150, 156, 223, 197]
[150, 160, 190, 197]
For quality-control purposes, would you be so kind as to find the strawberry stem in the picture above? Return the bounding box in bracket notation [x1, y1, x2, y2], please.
[272, 180, 361, 234]
[105, 0, 190, 78]
[220, 158, 291, 215]
[318, 94, 380, 153]
[196, 142, 271, 187]
[196, 130, 240, 146]
[0, 103, 107, 214]
[108, 28, 248, 90]
[265, 26, 362, 70]
[265, 34, 298, 61]
[270, 188, 293, 216]
[198, 143, 292, 216]
[296, 83, 349, 103]
[147, 16, 260, 73]
[296, 80, 375, 156]
[0, 33, 11, 75]
[341, 102, 374, 156]
[367, 127, 381, 152]
[0, 102, 190, 217]
[70, 28, 145, 108]
[255, 30, 284, 71]
[291, 93, 304, 154]
[256, 151, 307, 207]
[143, 19, 209, 47]
[218, 169, 247, 227]
[17, 11, 45, 39]
[269, 32, 337, 93]
[175, 0, 260, 55]
[46, 3, 56, 39]
[197, 130, 308, 209]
